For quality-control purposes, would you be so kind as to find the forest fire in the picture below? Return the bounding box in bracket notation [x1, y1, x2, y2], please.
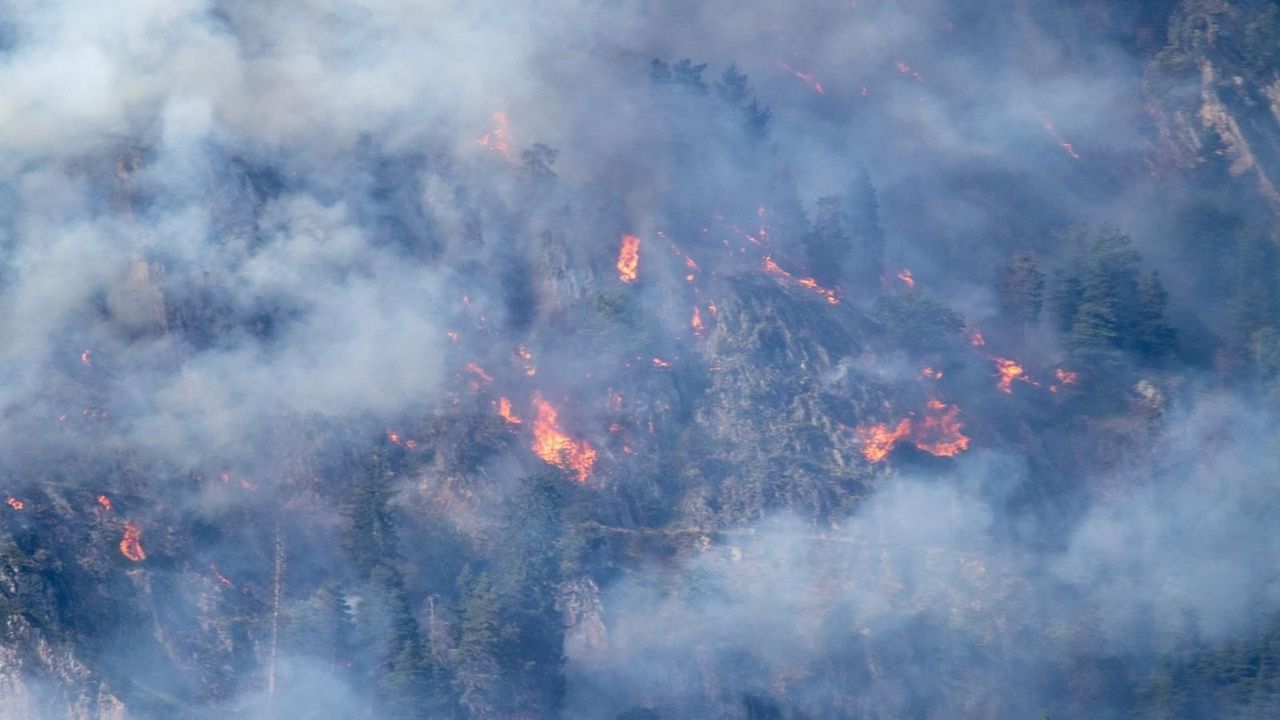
[897, 269, 915, 288]
[497, 396, 523, 424]
[515, 345, 536, 376]
[617, 235, 640, 283]
[119, 522, 146, 562]
[1034, 112, 1080, 160]
[856, 400, 970, 462]
[465, 361, 493, 384]
[97, 495, 112, 511]
[530, 393, 597, 483]
[913, 399, 970, 457]
[476, 111, 515, 161]
[995, 358, 1038, 394]
[6, 497, 23, 511]
[857, 418, 912, 463]
[780, 61, 825, 95]
[1055, 368, 1078, 385]
[651, 357, 672, 369]
[970, 330, 986, 347]
[692, 306, 705, 337]
[921, 367, 943, 380]
[762, 256, 839, 304]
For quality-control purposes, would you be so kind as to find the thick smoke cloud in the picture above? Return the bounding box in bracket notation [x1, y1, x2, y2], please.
[0, 0, 1273, 717]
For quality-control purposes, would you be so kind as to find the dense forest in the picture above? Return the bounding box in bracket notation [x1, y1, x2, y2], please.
[1, 0, 1280, 717]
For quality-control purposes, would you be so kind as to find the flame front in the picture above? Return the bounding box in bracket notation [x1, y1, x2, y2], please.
[762, 256, 839, 304]
[531, 393, 597, 483]
[617, 235, 640, 284]
[6, 497, 23, 511]
[119, 521, 146, 562]
[692, 306, 705, 337]
[497, 396, 523, 424]
[857, 418, 913, 463]
[780, 61, 825, 95]
[476, 112, 515, 161]
[97, 495, 112, 511]
[913, 399, 970, 457]
[897, 269, 915, 288]
[995, 358, 1037, 394]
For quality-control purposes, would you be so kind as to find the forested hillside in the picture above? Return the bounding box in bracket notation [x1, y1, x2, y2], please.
[0, 1, 1279, 718]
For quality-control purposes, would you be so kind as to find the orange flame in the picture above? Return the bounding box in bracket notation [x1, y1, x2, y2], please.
[652, 357, 672, 369]
[1055, 368, 1078, 385]
[531, 393, 597, 483]
[1034, 112, 1080, 160]
[897, 269, 915, 288]
[617, 235, 641, 284]
[97, 495, 112, 511]
[780, 61, 826, 95]
[969, 329, 986, 347]
[465, 361, 494, 384]
[762, 256, 839, 304]
[497, 396, 523, 424]
[476, 112, 515, 161]
[913, 399, 970, 457]
[856, 400, 970, 462]
[515, 345, 536, 376]
[921, 367, 943, 380]
[692, 306, 705, 337]
[119, 521, 146, 562]
[6, 497, 23, 511]
[994, 357, 1039, 394]
[856, 419, 913, 463]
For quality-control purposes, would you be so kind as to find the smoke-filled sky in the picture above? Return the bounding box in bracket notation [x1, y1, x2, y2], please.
[0, 0, 1275, 717]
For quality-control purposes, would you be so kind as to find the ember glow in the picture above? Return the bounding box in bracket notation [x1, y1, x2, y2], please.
[1034, 111, 1081, 160]
[497, 396, 523, 424]
[119, 521, 146, 562]
[651, 357, 672, 369]
[515, 345, 536, 376]
[97, 495, 112, 511]
[897, 269, 915, 288]
[921, 367, 943, 380]
[856, 400, 970, 462]
[691, 306, 705, 337]
[465, 361, 494, 384]
[780, 61, 825, 95]
[6, 497, 23, 511]
[530, 393, 597, 482]
[1055, 368, 1079, 385]
[913, 399, 970, 457]
[80, 349, 91, 366]
[856, 418, 913, 463]
[995, 357, 1037, 394]
[970, 329, 986, 347]
[617, 234, 641, 283]
[476, 111, 515, 161]
[762, 256, 839, 304]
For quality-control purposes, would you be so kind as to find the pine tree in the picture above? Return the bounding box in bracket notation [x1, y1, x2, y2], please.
[452, 569, 504, 719]
[716, 64, 750, 106]
[1136, 271, 1178, 361]
[803, 196, 851, 287]
[996, 251, 1045, 326]
[844, 169, 885, 290]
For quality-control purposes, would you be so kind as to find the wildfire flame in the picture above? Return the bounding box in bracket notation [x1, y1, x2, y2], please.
[894, 59, 925, 82]
[921, 367, 943, 380]
[617, 235, 640, 284]
[691, 306, 705, 337]
[913, 399, 970, 457]
[465, 361, 494, 384]
[6, 497, 23, 511]
[856, 399, 970, 462]
[1034, 111, 1080, 160]
[780, 61, 826, 95]
[119, 521, 146, 562]
[897, 269, 915, 288]
[530, 393, 597, 483]
[651, 357, 672, 369]
[97, 495, 112, 511]
[476, 111, 515, 161]
[856, 418, 913, 463]
[1055, 368, 1078, 385]
[762, 256, 839, 304]
[80, 349, 91, 366]
[969, 329, 986, 347]
[497, 396, 523, 424]
[515, 345, 536, 376]
[994, 357, 1039, 394]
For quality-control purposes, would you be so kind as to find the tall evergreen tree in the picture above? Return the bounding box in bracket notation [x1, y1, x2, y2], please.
[803, 196, 851, 287]
[996, 251, 1046, 326]
[1135, 271, 1178, 361]
[844, 169, 885, 290]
